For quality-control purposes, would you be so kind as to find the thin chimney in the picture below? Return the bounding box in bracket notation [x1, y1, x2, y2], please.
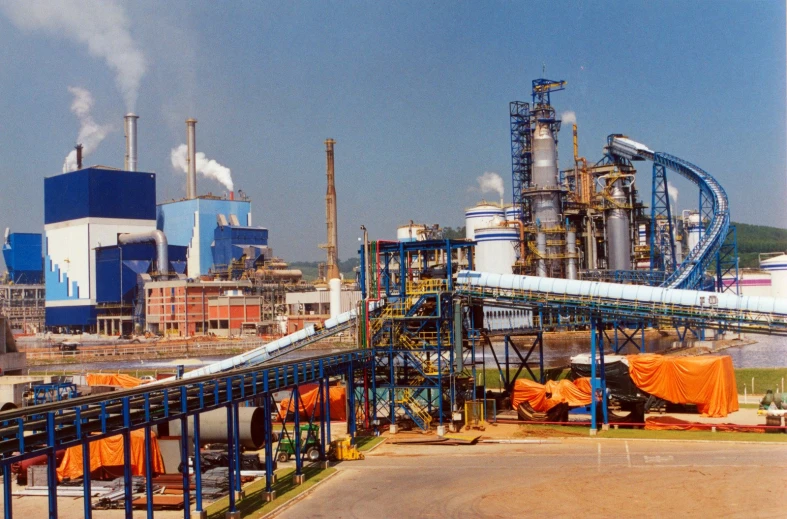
[186, 118, 198, 199]
[124, 113, 138, 171]
[75, 144, 83, 170]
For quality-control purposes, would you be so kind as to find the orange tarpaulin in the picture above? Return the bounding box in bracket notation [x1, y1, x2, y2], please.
[86, 373, 142, 388]
[279, 384, 347, 421]
[627, 355, 738, 418]
[56, 429, 165, 481]
[511, 378, 592, 412]
[645, 416, 763, 433]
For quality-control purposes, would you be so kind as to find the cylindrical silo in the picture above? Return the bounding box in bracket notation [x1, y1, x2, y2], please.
[474, 227, 517, 274]
[465, 203, 504, 240]
[397, 223, 426, 242]
[504, 205, 523, 222]
[686, 211, 702, 252]
[760, 254, 787, 299]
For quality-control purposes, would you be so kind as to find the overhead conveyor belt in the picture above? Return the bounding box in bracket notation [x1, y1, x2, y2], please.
[175, 303, 377, 380]
[609, 136, 730, 290]
[456, 270, 787, 335]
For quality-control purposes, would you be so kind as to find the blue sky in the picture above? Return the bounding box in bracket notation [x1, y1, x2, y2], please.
[0, 0, 784, 263]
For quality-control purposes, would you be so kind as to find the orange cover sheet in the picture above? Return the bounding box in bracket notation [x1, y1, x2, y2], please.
[279, 384, 347, 421]
[511, 378, 592, 412]
[56, 429, 165, 481]
[627, 355, 738, 417]
[86, 373, 143, 388]
[645, 416, 763, 433]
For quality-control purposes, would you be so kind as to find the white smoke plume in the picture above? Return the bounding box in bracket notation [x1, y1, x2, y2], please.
[62, 87, 113, 172]
[667, 181, 679, 206]
[475, 171, 504, 201]
[561, 111, 577, 125]
[171, 144, 234, 192]
[1, 0, 146, 110]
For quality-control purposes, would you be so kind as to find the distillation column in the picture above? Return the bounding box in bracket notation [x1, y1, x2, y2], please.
[525, 111, 564, 276]
[606, 178, 632, 270]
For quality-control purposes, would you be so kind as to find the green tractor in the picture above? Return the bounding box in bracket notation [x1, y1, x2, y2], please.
[276, 424, 322, 462]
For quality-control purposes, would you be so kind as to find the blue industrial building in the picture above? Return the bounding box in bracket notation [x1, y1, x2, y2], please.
[212, 223, 269, 270]
[157, 197, 253, 278]
[44, 167, 159, 330]
[2, 232, 43, 284]
[95, 243, 187, 304]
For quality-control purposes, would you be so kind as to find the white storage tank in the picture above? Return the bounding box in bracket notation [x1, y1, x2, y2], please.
[397, 223, 426, 242]
[465, 203, 504, 240]
[724, 270, 772, 298]
[474, 226, 517, 274]
[504, 205, 523, 222]
[685, 211, 702, 252]
[760, 254, 787, 299]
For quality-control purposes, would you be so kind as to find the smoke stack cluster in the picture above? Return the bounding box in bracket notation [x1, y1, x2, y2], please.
[124, 113, 138, 171]
[186, 118, 198, 199]
[75, 144, 83, 170]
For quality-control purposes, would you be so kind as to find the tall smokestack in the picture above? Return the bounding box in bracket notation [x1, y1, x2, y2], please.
[124, 113, 138, 171]
[324, 139, 340, 318]
[325, 139, 339, 280]
[75, 144, 83, 170]
[186, 118, 198, 199]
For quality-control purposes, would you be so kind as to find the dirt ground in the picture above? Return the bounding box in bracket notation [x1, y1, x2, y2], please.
[277, 438, 787, 519]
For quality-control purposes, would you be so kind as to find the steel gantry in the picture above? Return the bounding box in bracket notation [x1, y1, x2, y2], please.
[359, 239, 478, 431]
[0, 350, 370, 519]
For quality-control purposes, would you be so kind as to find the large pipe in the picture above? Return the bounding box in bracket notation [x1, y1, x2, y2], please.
[186, 118, 198, 199]
[124, 113, 138, 171]
[166, 407, 265, 450]
[117, 230, 168, 279]
[456, 270, 787, 327]
[566, 229, 577, 280]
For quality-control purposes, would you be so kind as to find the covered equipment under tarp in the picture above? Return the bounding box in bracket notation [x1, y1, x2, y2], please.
[570, 354, 644, 405]
[511, 378, 592, 412]
[627, 355, 738, 417]
[278, 384, 347, 421]
[86, 373, 143, 388]
[56, 429, 165, 481]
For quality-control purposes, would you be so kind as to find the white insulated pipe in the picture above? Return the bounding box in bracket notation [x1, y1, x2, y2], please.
[118, 230, 168, 279]
[329, 278, 342, 318]
[456, 270, 787, 319]
[124, 113, 139, 171]
[174, 302, 380, 381]
[186, 118, 197, 199]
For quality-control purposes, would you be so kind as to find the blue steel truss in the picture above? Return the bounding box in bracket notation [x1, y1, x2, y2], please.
[510, 101, 532, 224]
[716, 225, 739, 294]
[650, 162, 676, 273]
[0, 350, 369, 519]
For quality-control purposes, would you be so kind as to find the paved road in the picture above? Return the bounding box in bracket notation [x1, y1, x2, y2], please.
[277, 439, 787, 518]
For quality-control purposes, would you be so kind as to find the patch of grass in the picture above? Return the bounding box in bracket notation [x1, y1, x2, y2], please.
[205, 465, 336, 519]
[477, 368, 568, 389]
[354, 435, 385, 451]
[735, 368, 787, 395]
[514, 423, 787, 443]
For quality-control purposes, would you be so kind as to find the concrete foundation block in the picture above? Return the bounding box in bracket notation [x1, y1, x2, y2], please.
[589, 428, 598, 436]
[601, 424, 610, 431]
[264, 490, 277, 502]
[436, 425, 447, 437]
[226, 512, 241, 519]
[293, 473, 306, 485]
[319, 460, 330, 469]
[389, 424, 399, 434]
[191, 511, 208, 519]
